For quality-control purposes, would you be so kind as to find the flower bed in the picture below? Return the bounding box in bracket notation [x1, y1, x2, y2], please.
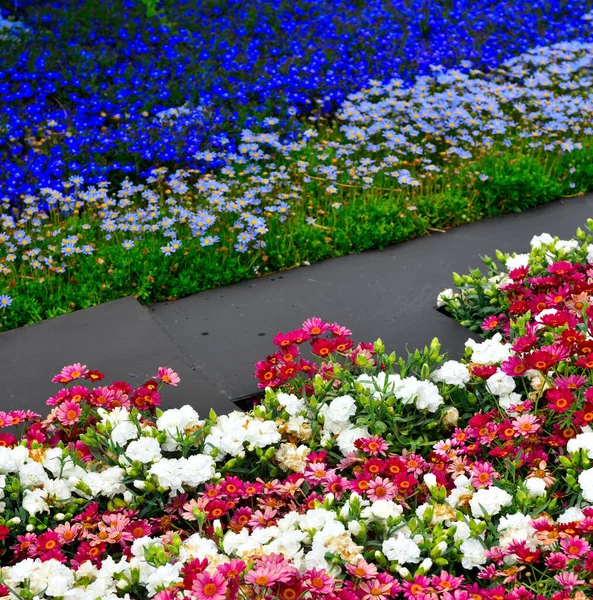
[2, 312, 593, 598]
[4, 38, 593, 331]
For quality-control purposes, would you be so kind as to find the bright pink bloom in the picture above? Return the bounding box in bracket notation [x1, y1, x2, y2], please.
[217, 559, 246, 580]
[366, 477, 396, 502]
[302, 317, 329, 336]
[358, 578, 394, 600]
[192, 571, 228, 600]
[156, 367, 181, 386]
[345, 559, 378, 580]
[560, 535, 590, 558]
[52, 363, 89, 384]
[355, 436, 389, 456]
[244, 554, 297, 587]
[554, 571, 585, 589]
[545, 552, 569, 570]
[304, 568, 335, 595]
[512, 414, 541, 437]
[56, 400, 82, 426]
[470, 461, 498, 488]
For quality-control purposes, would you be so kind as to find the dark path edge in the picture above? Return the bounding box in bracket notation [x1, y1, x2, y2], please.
[2, 194, 593, 414]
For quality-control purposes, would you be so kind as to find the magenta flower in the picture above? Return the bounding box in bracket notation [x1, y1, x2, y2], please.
[156, 366, 181, 386]
[554, 571, 585, 589]
[56, 400, 81, 426]
[366, 477, 396, 502]
[560, 535, 590, 558]
[302, 317, 329, 336]
[512, 414, 540, 437]
[51, 363, 89, 384]
[192, 571, 228, 600]
[304, 568, 335, 595]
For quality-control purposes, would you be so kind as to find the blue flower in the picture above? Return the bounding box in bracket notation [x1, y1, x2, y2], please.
[122, 240, 135, 250]
[0, 295, 12, 308]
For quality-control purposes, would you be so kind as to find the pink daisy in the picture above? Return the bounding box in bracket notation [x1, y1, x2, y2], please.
[156, 367, 181, 386]
[52, 363, 89, 384]
[345, 559, 378, 579]
[303, 568, 335, 595]
[192, 571, 228, 600]
[469, 461, 498, 489]
[512, 414, 541, 437]
[55, 400, 81, 426]
[366, 477, 396, 502]
[560, 535, 590, 558]
[358, 577, 394, 600]
[302, 317, 329, 336]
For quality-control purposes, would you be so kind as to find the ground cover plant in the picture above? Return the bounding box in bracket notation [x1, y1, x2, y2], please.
[3, 312, 593, 598]
[4, 37, 593, 331]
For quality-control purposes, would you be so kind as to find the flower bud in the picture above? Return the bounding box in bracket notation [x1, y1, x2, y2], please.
[348, 521, 362, 536]
[441, 407, 459, 429]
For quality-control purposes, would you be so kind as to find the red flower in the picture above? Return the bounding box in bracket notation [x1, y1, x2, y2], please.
[37, 531, 61, 553]
[525, 350, 557, 372]
[85, 369, 105, 382]
[470, 365, 497, 379]
[545, 388, 574, 413]
[310, 337, 336, 358]
[0, 525, 9, 541]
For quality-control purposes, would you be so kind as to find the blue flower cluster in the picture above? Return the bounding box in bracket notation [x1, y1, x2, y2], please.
[1, 0, 592, 201]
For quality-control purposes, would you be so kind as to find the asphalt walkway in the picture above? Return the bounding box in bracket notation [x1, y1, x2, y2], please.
[2, 194, 593, 416]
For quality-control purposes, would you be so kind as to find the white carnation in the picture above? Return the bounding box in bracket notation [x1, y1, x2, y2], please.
[579, 468, 593, 502]
[431, 361, 470, 387]
[336, 426, 369, 455]
[125, 437, 162, 464]
[22, 488, 49, 516]
[505, 253, 529, 271]
[277, 393, 305, 416]
[465, 333, 511, 365]
[525, 478, 546, 498]
[469, 486, 512, 518]
[567, 431, 593, 458]
[383, 534, 422, 564]
[530, 233, 554, 249]
[460, 538, 487, 569]
[486, 371, 516, 396]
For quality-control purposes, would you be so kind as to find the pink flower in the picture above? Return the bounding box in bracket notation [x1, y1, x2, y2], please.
[56, 401, 81, 426]
[52, 363, 89, 384]
[345, 559, 378, 580]
[358, 578, 394, 600]
[244, 554, 297, 587]
[366, 477, 396, 502]
[304, 568, 334, 595]
[156, 367, 181, 386]
[302, 317, 329, 336]
[431, 571, 464, 594]
[192, 571, 228, 600]
[217, 559, 246, 580]
[355, 436, 389, 456]
[512, 414, 541, 437]
[560, 535, 590, 558]
[469, 461, 498, 489]
[554, 571, 585, 590]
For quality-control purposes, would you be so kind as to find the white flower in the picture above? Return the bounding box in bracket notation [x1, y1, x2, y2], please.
[156, 405, 201, 451]
[525, 478, 546, 498]
[245, 418, 281, 446]
[497, 512, 537, 550]
[22, 488, 49, 516]
[0, 447, 19, 474]
[486, 371, 516, 396]
[111, 421, 139, 447]
[558, 507, 586, 524]
[277, 392, 305, 416]
[465, 333, 511, 365]
[19, 461, 50, 487]
[431, 361, 470, 387]
[498, 392, 523, 413]
[436, 288, 456, 308]
[579, 468, 593, 502]
[98, 406, 131, 426]
[336, 426, 369, 455]
[383, 534, 422, 564]
[530, 232, 554, 249]
[567, 431, 593, 458]
[587, 243, 593, 264]
[505, 253, 530, 271]
[361, 500, 403, 522]
[320, 395, 357, 434]
[146, 562, 183, 597]
[469, 486, 512, 518]
[184, 454, 216, 487]
[81, 466, 126, 498]
[555, 239, 579, 254]
[125, 437, 162, 464]
[414, 380, 443, 412]
[460, 538, 487, 569]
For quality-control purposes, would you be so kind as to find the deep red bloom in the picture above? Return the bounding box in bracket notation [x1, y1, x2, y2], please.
[310, 337, 337, 358]
[85, 369, 105, 382]
[471, 365, 498, 379]
[525, 350, 557, 372]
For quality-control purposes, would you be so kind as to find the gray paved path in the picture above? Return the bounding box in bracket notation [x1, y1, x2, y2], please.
[2, 194, 593, 415]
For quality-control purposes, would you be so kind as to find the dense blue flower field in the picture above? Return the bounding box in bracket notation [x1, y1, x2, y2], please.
[2, 0, 593, 199]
